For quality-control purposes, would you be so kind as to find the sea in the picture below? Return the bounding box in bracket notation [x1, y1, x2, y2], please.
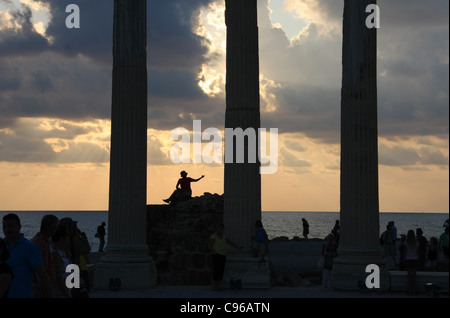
[0, 210, 448, 252]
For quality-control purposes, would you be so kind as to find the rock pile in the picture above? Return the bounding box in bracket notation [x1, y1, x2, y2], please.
[146, 193, 224, 285]
[173, 192, 224, 213]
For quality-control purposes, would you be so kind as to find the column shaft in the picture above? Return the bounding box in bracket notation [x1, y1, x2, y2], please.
[340, 0, 379, 253]
[94, 0, 156, 289]
[224, 0, 261, 248]
[333, 0, 388, 291]
[107, 0, 148, 255]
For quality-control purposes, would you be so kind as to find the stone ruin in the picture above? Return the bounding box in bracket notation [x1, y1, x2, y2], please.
[170, 192, 224, 213]
[146, 193, 224, 285]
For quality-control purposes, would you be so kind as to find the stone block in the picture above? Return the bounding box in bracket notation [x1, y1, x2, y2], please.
[188, 270, 198, 285]
[93, 261, 157, 290]
[390, 271, 449, 293]
[198, 270, 212, 286]
[222, 257, 271, 289]
[192, 253, 206, 269]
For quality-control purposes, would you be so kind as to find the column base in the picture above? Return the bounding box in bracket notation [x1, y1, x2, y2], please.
[222, 249, 271, 289]
[332, 248, 390, 291]
[93, 245, 157, 290]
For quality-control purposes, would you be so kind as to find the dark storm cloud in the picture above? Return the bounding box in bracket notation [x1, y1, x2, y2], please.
[380, 0, 449, 28]
[0, 4, 49, 56]
[0, 54, 112, 120]
[148, 69, 205, 98]
[0, 0, 218, 127]
[32, 71, 54, 92]
[256, 0, 448, 144]
[0, 0, 448, 167]
[379, 143, 449, 167]
[0, 119, 109, 163]
[148, 0, 212, 72]
[260, 83, 341, 144]
[40, 0, 212, 69]
[0, 65, 21, 91]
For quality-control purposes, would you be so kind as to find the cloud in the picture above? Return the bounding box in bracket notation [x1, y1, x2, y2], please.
[148, 132, 173, 166]
[0, 0, 219, 123]
[0, 4, 49, 57]
[379, 144, 421, 166]
[257, 0, 449, 142]
[0, 53, 112, 121]
[379, 138, 449, 167]
[418, 147, 449, 166]
[379, 0, 449, 28]
[284, 139, 307, 153]
[0, 118, 109, 164]
[0, 64, 21, 91]
[0, 0, 448, 170]
[281, 0, 343, 25]
[280, 147, 312, 168]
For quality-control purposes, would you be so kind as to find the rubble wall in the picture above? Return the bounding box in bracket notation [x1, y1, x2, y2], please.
[146, 193, 224, 285]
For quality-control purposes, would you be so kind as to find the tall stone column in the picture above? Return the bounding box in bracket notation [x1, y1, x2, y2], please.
[94, 0, 156, 290]
[224, 0, 261, 248]
[332, 0, 388, 290]
[222, 0, 269, 288]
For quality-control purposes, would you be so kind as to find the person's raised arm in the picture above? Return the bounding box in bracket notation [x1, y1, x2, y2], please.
[193, 175, 205, 182]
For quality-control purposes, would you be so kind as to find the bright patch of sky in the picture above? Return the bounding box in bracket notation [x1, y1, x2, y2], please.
[268, 0, 307, 40]
[0, 0, 51, 37]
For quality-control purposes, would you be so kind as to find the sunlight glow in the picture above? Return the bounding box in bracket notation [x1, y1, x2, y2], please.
[0, 11, 22, 31]
[0, 0, 51, 39]
[193, 1, 226, 97]
[197, 63, 225, 97]
[260, 74, 282, 113]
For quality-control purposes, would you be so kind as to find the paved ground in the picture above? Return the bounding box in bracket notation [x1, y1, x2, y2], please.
[88, 240, 448, 300]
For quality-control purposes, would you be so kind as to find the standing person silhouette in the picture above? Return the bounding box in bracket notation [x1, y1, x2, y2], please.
[321, 233, 338, 288]
[163, 171, 205, 205]
[405, 230, 419, 295]
[253, 220, 269, 263]
[331, 220, 340, 246]
[2, 213, 53, 298]
[96, 222, 106, 253]
[208, 223, 241, 291]
[439, 227, 449, 260]
[50, 227, 72, 298]
[0, 238, 13, 298]
[416, 228, 427, 271]
[301, 218, 310, 241]
[30, 214, 59, 297]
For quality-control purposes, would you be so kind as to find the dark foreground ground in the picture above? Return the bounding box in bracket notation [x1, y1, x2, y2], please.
[88, 239, 448, 300]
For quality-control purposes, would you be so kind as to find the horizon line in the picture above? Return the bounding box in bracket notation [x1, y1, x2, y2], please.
[1, 210, 448, 214]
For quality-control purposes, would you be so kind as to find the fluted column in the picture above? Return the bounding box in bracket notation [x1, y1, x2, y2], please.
[224, 0, 261, 249]
[333, 0, 388, 290]
[94, 0, 156, 290]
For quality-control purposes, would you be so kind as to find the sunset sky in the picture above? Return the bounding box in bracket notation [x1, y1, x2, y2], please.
[0, 0, 448, 212]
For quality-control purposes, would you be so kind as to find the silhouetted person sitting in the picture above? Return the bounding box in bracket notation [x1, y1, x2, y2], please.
[163, 171, 205, 205]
